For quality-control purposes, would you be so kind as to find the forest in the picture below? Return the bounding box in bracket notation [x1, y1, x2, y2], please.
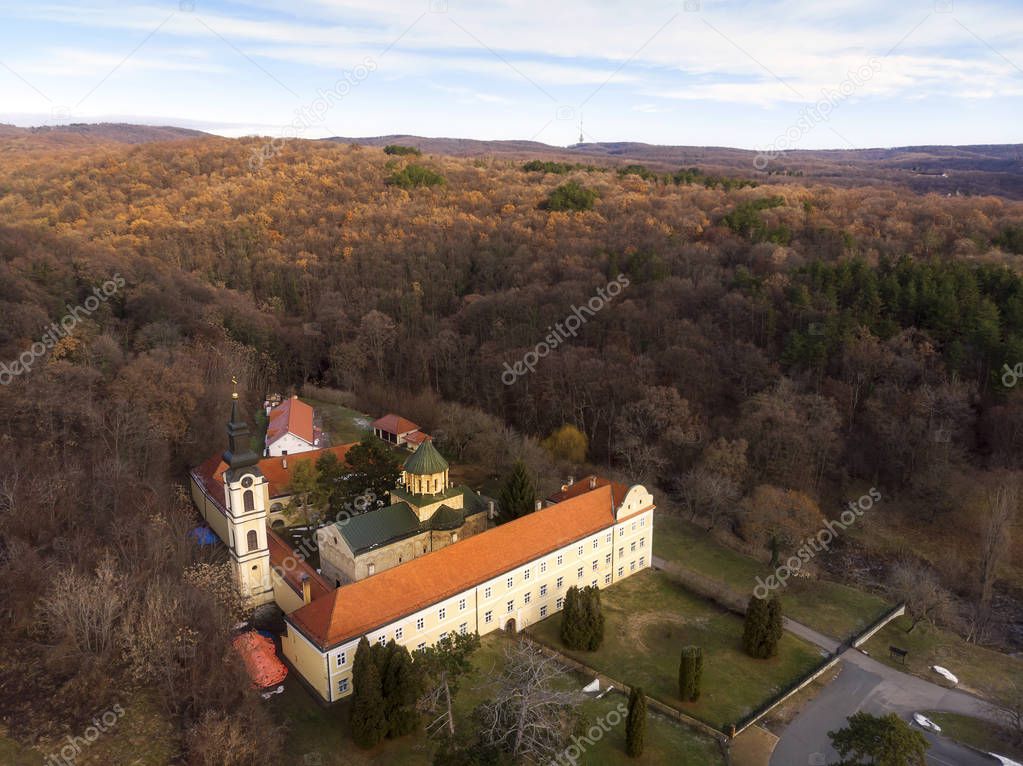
[0, 132, 1021, 763]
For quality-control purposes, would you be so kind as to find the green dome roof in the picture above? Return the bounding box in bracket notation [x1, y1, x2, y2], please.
[403, 439, 449, 475]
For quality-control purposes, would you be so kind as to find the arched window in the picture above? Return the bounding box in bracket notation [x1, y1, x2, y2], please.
[243, 490, 255, 512]
[247, 530, 258, 552]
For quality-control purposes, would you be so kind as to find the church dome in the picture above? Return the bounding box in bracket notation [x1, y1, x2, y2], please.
[403, 439, 449, 476]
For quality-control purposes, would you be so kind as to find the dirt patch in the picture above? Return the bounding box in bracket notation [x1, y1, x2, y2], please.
[624, 612, 708, 653]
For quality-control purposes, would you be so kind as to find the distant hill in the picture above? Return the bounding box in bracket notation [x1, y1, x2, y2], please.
[326, 134, 1023, 199]
[0, 122, 209, 146]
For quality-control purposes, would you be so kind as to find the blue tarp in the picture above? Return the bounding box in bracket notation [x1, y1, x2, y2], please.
[190, 526, 219, 546]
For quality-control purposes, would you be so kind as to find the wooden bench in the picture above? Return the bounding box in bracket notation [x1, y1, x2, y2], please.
[889, 645, 908, 664]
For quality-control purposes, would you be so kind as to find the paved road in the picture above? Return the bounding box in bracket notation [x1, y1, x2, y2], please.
[771, 621, 1001, 766]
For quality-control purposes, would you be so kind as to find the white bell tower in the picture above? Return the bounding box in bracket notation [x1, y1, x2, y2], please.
[222, 383, 274, 606]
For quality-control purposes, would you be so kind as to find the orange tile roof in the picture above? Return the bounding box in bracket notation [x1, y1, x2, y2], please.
[268, 528, 334, 602]
[546, 475, 627, 506]
[404, 430, 431, 445]
[192, 443, 356, 503]
[371, 413, 420, 436]
[287, 479, 643, 650]
[266, 397, 315, 446]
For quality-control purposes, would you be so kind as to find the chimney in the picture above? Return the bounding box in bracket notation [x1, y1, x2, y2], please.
[589, 476, 597, 490]
[567, 476, 574, 486]
[488, 499, 496, 520]
[282, 449, 288, 469]
[301, 573, 312, 604]
[535, 500, 542, 512]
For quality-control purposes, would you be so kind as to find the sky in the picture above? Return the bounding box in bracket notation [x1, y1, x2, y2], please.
[0, 0, 1021, 150]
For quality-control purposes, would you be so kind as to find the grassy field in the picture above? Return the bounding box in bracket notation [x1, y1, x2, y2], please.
[926, 712, 1023, 761]
[528, 569, 825, 732]
[301, 397, 373, 445]
[864, 616, 1023, 700]
[276, 631, 724, 765]
[653, 516, 889, 640]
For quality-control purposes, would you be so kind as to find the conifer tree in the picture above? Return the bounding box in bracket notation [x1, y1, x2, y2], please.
[560, 586, 584, 648]
[764, 594, 784, 658]
[678, 646, 703, 701]
[625, 686, 646, 758]
[743, 595, 769, 658]
[381, 642, 421, 738]
[350, 637, 388, 748]
[498, 461, 536, 520]
[582, 585, 605, 651]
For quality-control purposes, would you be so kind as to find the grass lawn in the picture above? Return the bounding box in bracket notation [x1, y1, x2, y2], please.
[528, 569, 825, 732]
[926, 712, 1023, 761]
[653, 516, 889, 640]
[275, 632, 725, 765]
[0, 734, 43, 766]
[301, 397, 372, 445]
[863, 617, 1023, 700]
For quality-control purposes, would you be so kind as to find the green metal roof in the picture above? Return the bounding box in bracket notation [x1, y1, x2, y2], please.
[337, 502, 421, 554]
[428, 504, 464, 531]
[403, 439, 449, 475]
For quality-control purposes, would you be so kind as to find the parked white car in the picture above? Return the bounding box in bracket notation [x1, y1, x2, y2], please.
[912, 713, 941, 733]
[931, 665, 959, 685]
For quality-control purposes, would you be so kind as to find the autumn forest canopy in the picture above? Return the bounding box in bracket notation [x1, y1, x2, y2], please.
[0, 132, 1022, 761]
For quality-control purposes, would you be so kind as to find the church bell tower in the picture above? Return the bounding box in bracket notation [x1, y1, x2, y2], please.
[222, 382, 274, 606]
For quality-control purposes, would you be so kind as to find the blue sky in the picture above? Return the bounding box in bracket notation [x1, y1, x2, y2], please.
[0, 0, 1021, 149]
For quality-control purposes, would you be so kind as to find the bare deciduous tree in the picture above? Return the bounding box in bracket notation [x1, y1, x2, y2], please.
[476, 640, 581, 763]
[888, 560, 952, 633]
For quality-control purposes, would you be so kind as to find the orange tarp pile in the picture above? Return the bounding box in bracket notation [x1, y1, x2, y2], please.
[233, 632, 288, 689]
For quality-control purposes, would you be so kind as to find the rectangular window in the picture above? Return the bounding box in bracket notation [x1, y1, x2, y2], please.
[630, 541, 636, 552]
[523, 568, 530, 580]
[439, 632, 448, 641]
[395, 627, 403, 641]
[484, 586, 492, 599]
[540, 584, 548, 597]
[439, 607, 446, 620]
[618, 547, 624, 558]
[459, 598, 466, 611]
[619, 526, 625, 537]
[556, 554, 563, 566]
[592, 538, 598, 549]
[506, 576, 514, 589]
[605, 553, 612, 565]
[577, 567, 583, 579]
[605, 531, 612, 544]
[577, 545, 584, 556]
[640, 537, 646, 548]
[604, 573, 612, 584]
[639, 556, 646, 567]
[336, 651, 347, 667]
[591, 560, 598, 571]
[540, 605, 548, 618]
[632, 521, 637, 531]
[591, 579, 597, 588]
[377, 635, 386, 646]
[630, 560, 636, 571]
[506, 599, 514, 613]
[459, 622, 468, 635]
[540, 561, 547, 574]
[416, 617, 424, 631]
[556, 576, 564, 589]
[485, 610, 493, 624]
[338, 678, 349, 694]
[523, 591, 531, 604]
[417, 642, 426, 651]
[617, 566, 624, 577]
[556, 597, 564, 610]
[640, 517, 646, 527]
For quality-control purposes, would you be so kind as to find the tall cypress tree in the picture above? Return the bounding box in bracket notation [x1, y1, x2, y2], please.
[743, 595, 769, 658]
[381, 642, 421, 738]
[625, 686, 646, 758]
[678, 646, 703, 702]
[498, 461, 535, 520]
[560, 586, 584, 648]
[764, 594, 784, 659]
[351, 637, 388, 748]
[583, 585, 605, 651]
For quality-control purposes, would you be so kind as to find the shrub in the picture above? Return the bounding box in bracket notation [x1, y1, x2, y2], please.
[387, 164, 445, 189]
[383, 144, 421, 156]
[541, 180, 598, 212]
[743, 594, 783, 659]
